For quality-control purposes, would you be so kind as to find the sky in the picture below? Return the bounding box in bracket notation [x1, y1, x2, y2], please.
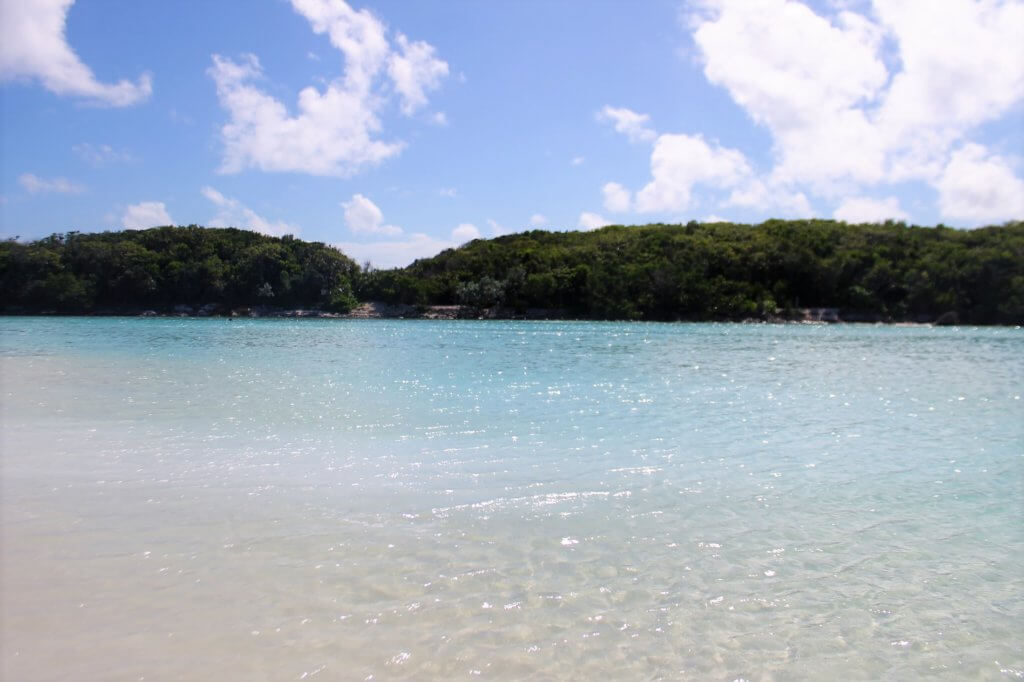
[1, 0, 1023, 268]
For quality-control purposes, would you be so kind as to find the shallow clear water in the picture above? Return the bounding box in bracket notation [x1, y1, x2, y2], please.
[1, 318, 1022, 680]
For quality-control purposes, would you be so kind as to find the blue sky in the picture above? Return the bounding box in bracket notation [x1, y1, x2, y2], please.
[2, 0, 1023, 267]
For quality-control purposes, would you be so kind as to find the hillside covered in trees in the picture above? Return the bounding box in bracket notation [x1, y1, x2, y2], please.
[2, 220, 1022, 323]
[358, 220, 1024, 324]
[0, 226, 360, 313]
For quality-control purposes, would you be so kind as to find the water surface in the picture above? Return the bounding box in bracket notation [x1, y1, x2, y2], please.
[2, 318, 1022, 680]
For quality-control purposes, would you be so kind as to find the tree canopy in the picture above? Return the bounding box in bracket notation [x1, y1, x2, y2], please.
[3, 220, 1022, 324]
[1, 225, 359, 313]
[357, 219, 1024, 324]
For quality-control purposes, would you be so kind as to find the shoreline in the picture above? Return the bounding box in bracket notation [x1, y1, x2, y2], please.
[0, 302, 976, 326]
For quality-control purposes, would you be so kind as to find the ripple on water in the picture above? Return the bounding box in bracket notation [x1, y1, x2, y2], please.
[0, 319, 1021, 680]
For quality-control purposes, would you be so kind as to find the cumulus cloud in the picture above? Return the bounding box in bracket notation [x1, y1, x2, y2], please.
[202, 186, 298, 236]
[337, 221, 481, 269]
[634, 134, 751, 213]
[937, 144, 1024, 224]
[687, 0, 1024, 218]
[342, 193, 401, 235]
[209, 0, 448, 177]
[388, 33, 449, 115]
[875, 0, 1024, 177]
[726, 178, 813, 217]
[122, 201, 173, 229]
[529, 213, 548, 227]
[578, 212, 612, 230]
[208, 54, 403, 176]
[693, 0, 888, 191]
[600, 114, 814, 218]
[452, 222, 481, 242]
[597, 106, 657, 143]
[833, 196, 909, 223]
[292, 0, 390, 92]
[336, 232, 453, 269]
[602, 182, 632, 213]
[0, 0, 152, 106]
[18, 173, 84, 194]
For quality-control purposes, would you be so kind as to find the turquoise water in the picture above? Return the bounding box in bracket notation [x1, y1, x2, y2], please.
[1, 318, 1022, 680]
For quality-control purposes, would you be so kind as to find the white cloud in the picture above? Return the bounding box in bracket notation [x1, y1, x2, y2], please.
[342, 193, 401, 235]
[726, 178, 813, 217]
[18, 173, 84, 194]
[833, 196, 909, 223]
[578, 212, 612, 230]
[871, 1, 1024, 184]
[438, 187, 457, 198]
[292, 0, 390, 93]
[937, 144, 1024, 225]
[122, 201, 173, 230]
[693, 0, 888, 191]
[200, 186, 228, 204]
[336, 233, 453, 269]
[209, 53, 403, 176]
[702, 214, 729, 223]
[209, 0, 447, 176]
[529, 213, 547, 227]
[202, 186, 298, 236]
[602, 182, 632, 213]
[452, 223, 481, 242]
[571, 156, 585, 166]
[337, 221, 482, 268]
[634, 133, 751, 212]
[387, 33, 449, 115]
[486, 219, 508, 236]
[597, 106, 657, 143]
[687, 0, 1024, 216]
[875, 0, 1024, 168]
[0, 0, 152, 106]
[72, 143, 132, 167]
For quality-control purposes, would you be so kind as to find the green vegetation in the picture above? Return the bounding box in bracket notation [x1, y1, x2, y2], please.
[2, 220, 1022, 323]
[0, 226, 359, 313]
[357, 219, 1024, 324]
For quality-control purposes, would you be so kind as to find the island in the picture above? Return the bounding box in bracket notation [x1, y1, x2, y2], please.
[2, 219, 1022, 324]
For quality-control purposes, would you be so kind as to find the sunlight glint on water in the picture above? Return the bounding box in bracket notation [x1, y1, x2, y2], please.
[2, 318, 1022, 680]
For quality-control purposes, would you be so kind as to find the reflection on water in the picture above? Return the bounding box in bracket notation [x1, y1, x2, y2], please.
[2, 318, 1022, 680]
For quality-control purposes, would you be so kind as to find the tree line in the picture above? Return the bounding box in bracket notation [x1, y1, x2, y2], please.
[0, 225, 359, 313]
[2, 220, 1022, 323]
[358, 219, 1024, 324]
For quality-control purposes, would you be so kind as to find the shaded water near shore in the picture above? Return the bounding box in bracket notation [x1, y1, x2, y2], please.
[2, 318, 1022, 680]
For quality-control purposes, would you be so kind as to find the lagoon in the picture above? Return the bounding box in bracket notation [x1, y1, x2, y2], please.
[1, 318, 1022, 680]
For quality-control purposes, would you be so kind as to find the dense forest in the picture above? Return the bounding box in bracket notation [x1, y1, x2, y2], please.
[2, 220, 1022, 323]
[360, 220, 1024, 324]
[0, 226, 360, 313]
